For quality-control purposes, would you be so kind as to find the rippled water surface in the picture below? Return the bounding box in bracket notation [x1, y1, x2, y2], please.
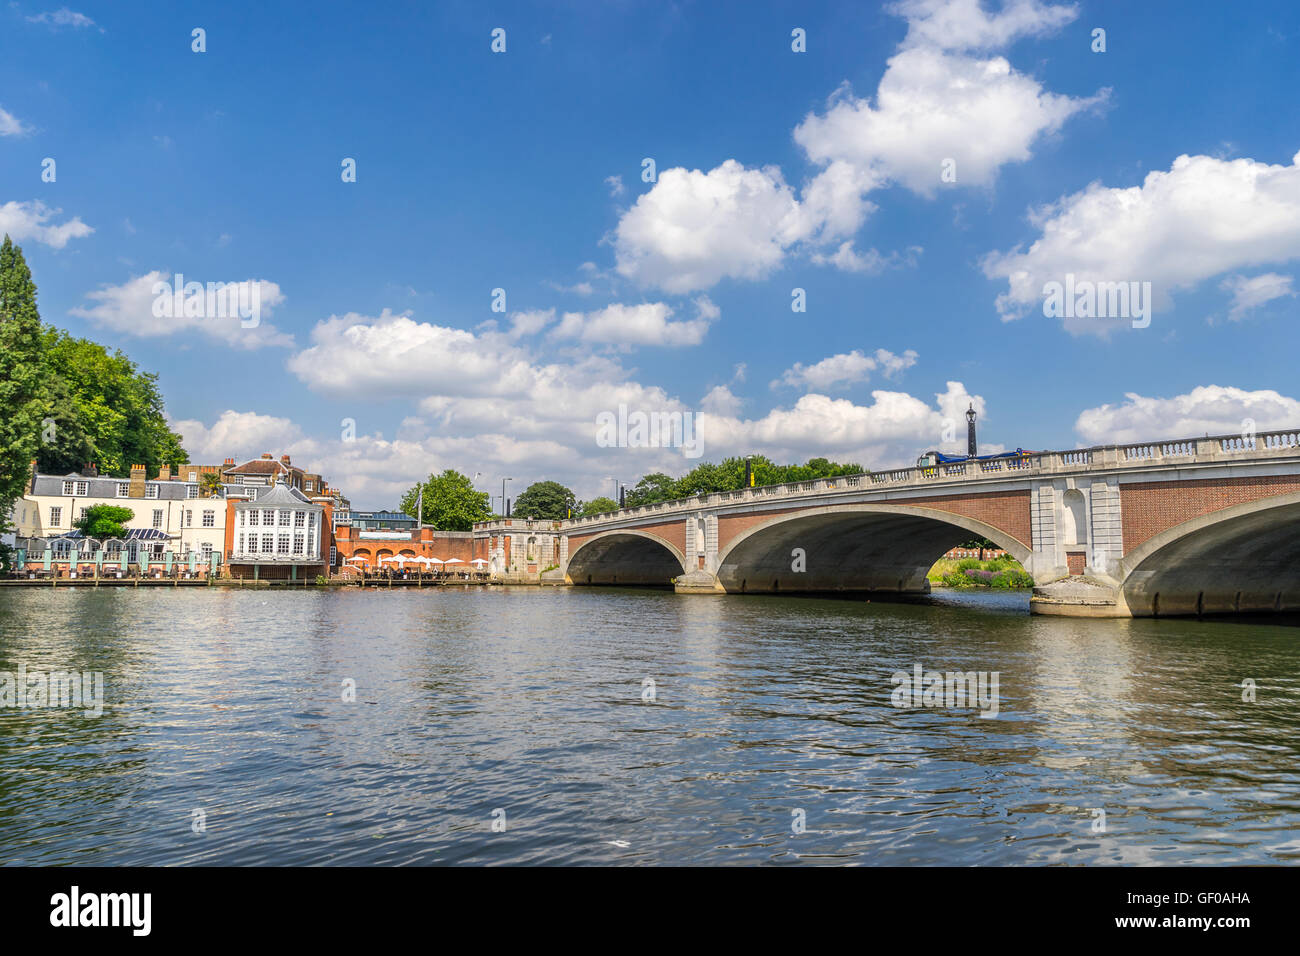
[1, 586, 1298, 865]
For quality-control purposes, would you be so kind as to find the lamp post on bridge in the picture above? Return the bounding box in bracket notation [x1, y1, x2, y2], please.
[967, 404, 978, 458]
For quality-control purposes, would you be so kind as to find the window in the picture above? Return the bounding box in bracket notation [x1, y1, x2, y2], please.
[201, 543, 213, 560]
[330, 546, 337, 566]
[186, 511, 193, 527]
[117, 482, 130, 497]
[62, 481, 74, 495]
[237, 534, 244, 553]
[293, 536, 304, 555]
[186, 484, 198, 499]
[262, 534, 274, 553]
[76, 481, 87, 496]
[188, 471, 197, 482]
[146, 484, 160, 499]
[279, 510, 291, 527]
[248, 510, 259, 527]
[79, 507, 88, 520]
[49, 506, 62, 527]
[153, 509, 163, 528]
[305, 481, 314, 492]
[294, 511, 305, 528]
[277, 535, 290, 554]
[202, 510, 215, 528]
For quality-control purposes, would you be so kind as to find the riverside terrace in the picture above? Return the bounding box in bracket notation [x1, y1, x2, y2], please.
[474, 429, 1300, 618]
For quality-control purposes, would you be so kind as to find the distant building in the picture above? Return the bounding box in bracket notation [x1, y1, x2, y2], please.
[331, 510, 487, 573]
[220, 453, 325, 499]
[224, 483, 334, 581]
[11, 462, 227, 570]
[8, 456, 347, 578]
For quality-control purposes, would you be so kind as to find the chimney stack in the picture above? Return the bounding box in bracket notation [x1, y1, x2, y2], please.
[158, 464, 171, 481]
[129, 464, 147, 498]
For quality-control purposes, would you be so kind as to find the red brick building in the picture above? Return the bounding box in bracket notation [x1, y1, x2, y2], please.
[332, 524, 489, 574]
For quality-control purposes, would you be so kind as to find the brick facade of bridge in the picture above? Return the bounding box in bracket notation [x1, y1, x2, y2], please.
[1119, 473, 1300, 551]
[567, 518, 687, 563]
[711, 488, 1034, 554]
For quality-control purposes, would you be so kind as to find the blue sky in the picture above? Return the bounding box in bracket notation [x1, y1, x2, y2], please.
[2, 0, 1298, 508]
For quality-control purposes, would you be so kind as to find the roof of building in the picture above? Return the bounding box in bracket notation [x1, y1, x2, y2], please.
[225, 459, 289, 475]
[30, 474, 194, 500]
[233, 484, 319, 508]
[44, 528, 172, 541]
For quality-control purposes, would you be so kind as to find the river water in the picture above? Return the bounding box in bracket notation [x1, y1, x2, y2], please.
[0, 586, 1297, 866]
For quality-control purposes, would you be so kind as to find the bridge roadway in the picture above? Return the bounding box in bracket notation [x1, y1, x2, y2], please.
[473, 430, 1300, 617]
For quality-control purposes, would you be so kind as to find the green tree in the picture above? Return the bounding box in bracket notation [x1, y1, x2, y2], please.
[200, 472, 224, 496]
[960, 537, 997, 560]
[623, 472, 678, 508]
[623, 455, 868, 508]
[579, 496, 618, 517]
[400, 469, 492, 531]
[512, 480, 574, 520]
[39, 328, 188, 477]
[73, 504, 134, 539]
[0, 236, 48, 535]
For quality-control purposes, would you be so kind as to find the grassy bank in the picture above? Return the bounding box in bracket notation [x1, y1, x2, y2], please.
[927, 556, 1035, 589]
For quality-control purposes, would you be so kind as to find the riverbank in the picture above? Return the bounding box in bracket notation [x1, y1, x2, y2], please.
[927, 556, 1035, 589]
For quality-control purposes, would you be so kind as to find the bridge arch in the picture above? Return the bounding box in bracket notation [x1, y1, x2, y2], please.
[1118, 490, 1300, 616]
[566, 529, 687, 587]
[715, 503, 1032, 595]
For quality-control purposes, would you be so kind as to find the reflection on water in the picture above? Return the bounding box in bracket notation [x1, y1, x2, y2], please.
[1, 586, 1297, 865]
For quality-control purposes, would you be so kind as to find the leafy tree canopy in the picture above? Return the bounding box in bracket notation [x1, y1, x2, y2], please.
[0, 236, 47, 527]
[623, 456, 866, 508]
[38, 327, 188, 477]
[74, 504, 134, 539]
[579, 496, 618, 517]
[400, 469, 492, 531]
[0, 235, 190, 544]
[512, 480, 575, 520]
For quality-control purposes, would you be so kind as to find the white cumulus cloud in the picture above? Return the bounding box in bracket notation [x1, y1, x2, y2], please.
[984, 151, 1300, 331]
[70, 271, 292, 349]
[1075, 385, 1300, 445]
[1220, 272, 1295, 321]
[0, 200, 92, 248]
[776, 348, 919, 390]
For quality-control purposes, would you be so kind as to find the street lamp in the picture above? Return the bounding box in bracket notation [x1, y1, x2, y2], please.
[966, 403, 977, 458]
[502, 477, 513, 518]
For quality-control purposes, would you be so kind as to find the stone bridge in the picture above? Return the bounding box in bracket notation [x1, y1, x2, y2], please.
[475, 430, 1300, 617]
